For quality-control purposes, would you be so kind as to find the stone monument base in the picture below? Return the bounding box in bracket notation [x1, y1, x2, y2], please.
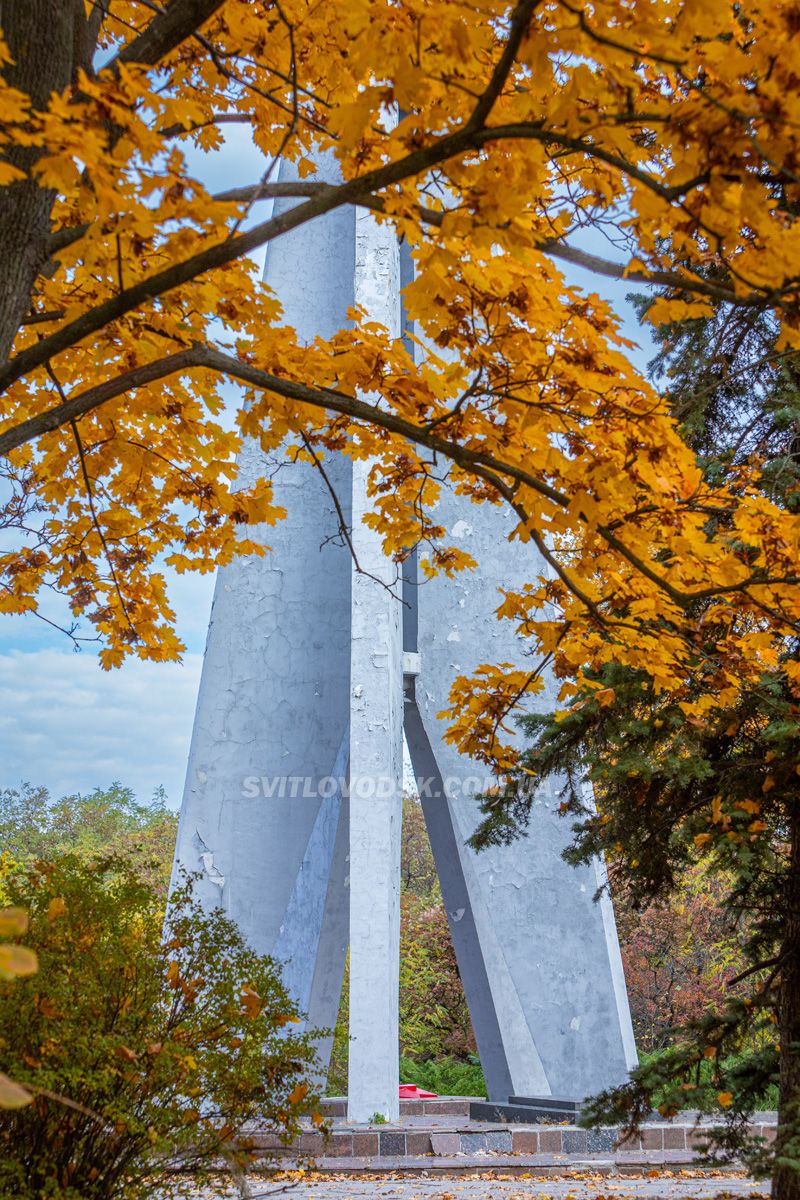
[243, 1096, 776, 1172]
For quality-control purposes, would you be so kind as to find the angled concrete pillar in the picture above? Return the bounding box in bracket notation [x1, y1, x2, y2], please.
[170, 153, 355, 1064]
[407, 483, 638, 1100]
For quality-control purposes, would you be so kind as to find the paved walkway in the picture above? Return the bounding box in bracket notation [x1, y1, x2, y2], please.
[189, 1169, 768, 1200]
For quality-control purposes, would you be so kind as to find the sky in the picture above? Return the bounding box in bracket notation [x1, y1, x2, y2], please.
[0, 132, 656, 810]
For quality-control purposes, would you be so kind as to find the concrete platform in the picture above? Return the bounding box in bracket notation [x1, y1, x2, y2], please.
[260, 1154, 756, 1176]
[191, 1168, 768, 1199]
[250, 1098, 777, 1169]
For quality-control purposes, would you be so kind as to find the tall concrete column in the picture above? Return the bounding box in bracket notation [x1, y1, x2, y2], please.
[347, 206, 404, 1123]
[345, 208, 402, 1123]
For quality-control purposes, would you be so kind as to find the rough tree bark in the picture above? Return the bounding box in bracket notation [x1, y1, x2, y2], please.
[0, 0, 82, 364]
[774, 805, 800, 1200]
[0, 0, 226, 365]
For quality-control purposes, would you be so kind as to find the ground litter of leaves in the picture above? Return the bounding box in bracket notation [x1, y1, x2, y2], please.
[172, 1166, 769, 1200]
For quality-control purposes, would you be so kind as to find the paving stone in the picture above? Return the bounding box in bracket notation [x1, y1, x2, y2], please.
[563, 1130, 589, 1153]
[512, 1130, 539, 1153]
[663, 1126, 687, 1150]
[486, 1131, 513, 1152]
[329, 1134, 354, 1156]
[406, 1132, 432, 1155]
[538, 1129, 563, 1153]
[460, 1133, 488, 1153]
[585, 1129, 617, 1152]
[296, 1132, 325, 1154]
[351, 1133, 379, 1156]
[430, 1133, 460, 1155]
[249, 1132, 282, 1150]
[379, 1132, 406, 1155]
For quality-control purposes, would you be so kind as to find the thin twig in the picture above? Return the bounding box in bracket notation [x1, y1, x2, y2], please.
[43, 362, 138, 640]
[297, 433, 404, 602]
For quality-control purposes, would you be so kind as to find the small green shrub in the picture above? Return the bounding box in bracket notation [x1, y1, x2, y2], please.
[0, 854, 322, 1200]
[399, 1056, 486, 1097]
[636, 1049, 779, 1112]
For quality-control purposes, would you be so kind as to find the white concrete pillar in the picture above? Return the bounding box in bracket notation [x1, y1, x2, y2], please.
[347, 205, 403, 1122]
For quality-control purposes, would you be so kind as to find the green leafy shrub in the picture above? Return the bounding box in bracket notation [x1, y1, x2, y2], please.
[399, 894, 476, 1062]
[0, 854, 322, 1200]
[635, 1049, 779, 1113]
[399, 1056, 486, 1097]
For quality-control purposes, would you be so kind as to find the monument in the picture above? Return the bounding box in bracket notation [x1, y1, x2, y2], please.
[172, 156, 637, 1122]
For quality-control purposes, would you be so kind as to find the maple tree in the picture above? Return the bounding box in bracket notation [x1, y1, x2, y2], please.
[2, 0, 800, 1190]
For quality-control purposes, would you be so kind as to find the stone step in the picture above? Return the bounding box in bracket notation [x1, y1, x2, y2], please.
[255, 1151, 752, 1175]
[249, 1120, 777, 1160]
[320, 1096, 475, 1118]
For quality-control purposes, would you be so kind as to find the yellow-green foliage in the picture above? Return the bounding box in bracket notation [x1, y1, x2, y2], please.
[0, 854, 323, 1200]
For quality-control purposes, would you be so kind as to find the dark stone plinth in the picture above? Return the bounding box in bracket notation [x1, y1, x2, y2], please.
[470, 1096, 583, 1124]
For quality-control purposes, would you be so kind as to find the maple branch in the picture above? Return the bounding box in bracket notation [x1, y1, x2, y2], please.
[159, 111, 257, 140]
[30, 607, 100, 650]
[538, 243, 747, 306]
[2, 123, 498, 392]
[22, 309, 66, 326]
[465, 0, 542, 131]
[474, 123, 711, 205]
[0, 349, 202, 454]
[42, 362, 139, 639]
[208, 182, 757, 305]
[111, 0, 227, 69]
[44, 183, 752, 310]
[7, 345, 797, 626]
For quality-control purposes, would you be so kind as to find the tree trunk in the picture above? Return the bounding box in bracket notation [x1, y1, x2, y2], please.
[0, 1, 81, 364]
[773, 805, 800, 1200]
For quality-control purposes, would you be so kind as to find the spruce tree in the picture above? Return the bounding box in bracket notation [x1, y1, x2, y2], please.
[472, 298, 800, 1199]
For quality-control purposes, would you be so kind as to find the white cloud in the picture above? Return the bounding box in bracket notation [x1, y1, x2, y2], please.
[0, 649, 203, 808]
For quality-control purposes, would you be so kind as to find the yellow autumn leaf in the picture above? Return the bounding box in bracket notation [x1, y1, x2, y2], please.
[0, 944, 38, 979]
[240, 984, 263, 1019]
[0, 908, 28, 937]
[0, 1072, 32, 1109]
